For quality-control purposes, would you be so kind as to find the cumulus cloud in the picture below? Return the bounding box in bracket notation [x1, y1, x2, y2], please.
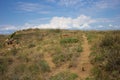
[29, 15, 96, 29]
[0, 25, 18, 34]
[0, 25, 17, 30]
[2, 15, 93, 32]
[1, 15, 119, 34]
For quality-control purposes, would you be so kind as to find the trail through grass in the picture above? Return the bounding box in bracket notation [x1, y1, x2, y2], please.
[71, 34, 93, 80]
[45, 34, 93, 80]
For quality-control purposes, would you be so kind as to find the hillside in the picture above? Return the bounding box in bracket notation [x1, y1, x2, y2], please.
[0, 29, 120, 80]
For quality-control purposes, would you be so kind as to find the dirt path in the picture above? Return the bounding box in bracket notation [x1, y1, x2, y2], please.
[71, 34, 92, 80]
[44, 34, 92, 80]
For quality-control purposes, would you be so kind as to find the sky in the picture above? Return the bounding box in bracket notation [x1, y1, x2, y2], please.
[0, 0, 120, 34]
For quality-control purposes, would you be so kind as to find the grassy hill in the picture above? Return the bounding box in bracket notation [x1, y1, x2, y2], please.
[0, 29, 120, 80]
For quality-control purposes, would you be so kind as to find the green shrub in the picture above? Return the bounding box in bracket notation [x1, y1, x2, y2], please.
[9, 32, 16, 39]
[50, 71, 78, 80]
[53, 53, 72, 66]
[39, 60, 50, 73]
[60, 38, 79, 44]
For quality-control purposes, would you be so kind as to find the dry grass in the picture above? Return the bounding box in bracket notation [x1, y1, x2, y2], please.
[86, 30, 120, 80]
[0, 29, 83, 80]
[0, 29, 119, 80]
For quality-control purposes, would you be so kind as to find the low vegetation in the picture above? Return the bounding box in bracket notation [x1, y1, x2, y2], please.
[0, 29, 83, 80]
[50, 71, 78, 80]
[60, 38, 79, 44]
[86, 31, 120, 80]
[0, 29, 120, 80]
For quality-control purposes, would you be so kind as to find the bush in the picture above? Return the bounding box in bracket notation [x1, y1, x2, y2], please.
[39, 60, 50, 73]
[53, 53, 72, 66]
[60, 38, 79, 44]
[9, 32, 16, 39]
[50, 71, 78, 80]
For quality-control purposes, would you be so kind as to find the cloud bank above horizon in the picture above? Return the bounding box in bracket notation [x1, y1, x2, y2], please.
[0, 14, 119, 34]
[0, 0, 120, 34]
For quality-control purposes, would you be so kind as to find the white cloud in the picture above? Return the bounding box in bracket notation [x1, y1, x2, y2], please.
[28, 15, 96, 29]
[1, 15, 120, 34]
[18, 23, 35, 30]
[109, 24, 113, 27]
[0, 25, 17, 30]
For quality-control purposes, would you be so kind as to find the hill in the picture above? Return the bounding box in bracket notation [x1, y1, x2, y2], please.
[0, 29, 120, 80]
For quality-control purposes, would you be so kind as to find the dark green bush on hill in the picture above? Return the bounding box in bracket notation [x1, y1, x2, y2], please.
[9, 32, 16, 39]
[60, 38, 79, 44]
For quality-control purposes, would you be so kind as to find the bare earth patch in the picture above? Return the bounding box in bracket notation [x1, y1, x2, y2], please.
[71, 34, 93, 80]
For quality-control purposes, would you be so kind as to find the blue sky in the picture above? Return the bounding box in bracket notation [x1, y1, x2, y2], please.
[0, 0, 120, 34]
